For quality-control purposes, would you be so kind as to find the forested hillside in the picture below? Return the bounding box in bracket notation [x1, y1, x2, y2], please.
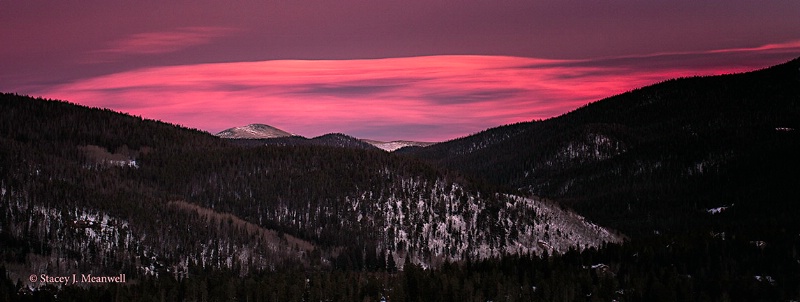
[405, 57, 800, 237]
[0, 93, 622, 300]
[228, 132, 380, 150]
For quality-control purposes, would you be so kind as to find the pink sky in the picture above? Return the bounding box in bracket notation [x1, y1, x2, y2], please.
[37, 46, 800, 141]
[2, 1, 800, 141]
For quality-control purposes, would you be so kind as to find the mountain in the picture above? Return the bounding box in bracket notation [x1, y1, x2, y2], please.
[4, 58, 800, 301]
[0, 93, 620, 293]
[215, 123, 293, 139]
[228, 133, 381, 150]
[403, 57, 800, 237]
[307, 133, 379, 150]
[362, 139, 436, 152]
[217, 124, 435, 152]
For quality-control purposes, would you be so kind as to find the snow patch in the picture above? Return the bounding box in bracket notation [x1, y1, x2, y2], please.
[706, 204, 733, 215]
[362, 140, 435, 152]
[754, 275, 776, 285]
[107, 159, 139, 168]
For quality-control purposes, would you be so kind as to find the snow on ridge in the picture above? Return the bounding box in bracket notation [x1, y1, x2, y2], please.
[335, 176, 624, 268]
[754, 275, 776, 285]
[107, 159, 139, 168]
[362, 139, 435, 151]
[706, 204, 733, 215]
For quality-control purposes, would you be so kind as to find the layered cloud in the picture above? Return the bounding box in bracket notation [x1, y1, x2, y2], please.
[38, 42, 800, 141]
[85, 27, 237, 63]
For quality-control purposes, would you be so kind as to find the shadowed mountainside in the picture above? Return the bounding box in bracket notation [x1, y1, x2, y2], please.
[404, 57, 800, 237]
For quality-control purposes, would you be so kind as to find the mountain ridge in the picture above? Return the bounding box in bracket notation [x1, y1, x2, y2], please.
[0, 92, 620, 284]
[403, 56, 800, 236]
[216, 123, 438, 151]
[361, 139, 436, 152]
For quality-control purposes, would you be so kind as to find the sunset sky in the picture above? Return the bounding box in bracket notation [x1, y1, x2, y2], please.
[2, 1, 799, 141]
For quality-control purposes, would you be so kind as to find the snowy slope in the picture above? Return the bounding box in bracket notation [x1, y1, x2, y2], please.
[362, 139, 436, 152]
[215, 124, 293, 139]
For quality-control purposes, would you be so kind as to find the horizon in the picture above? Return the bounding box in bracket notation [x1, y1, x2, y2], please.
[2, 1, 800, 141]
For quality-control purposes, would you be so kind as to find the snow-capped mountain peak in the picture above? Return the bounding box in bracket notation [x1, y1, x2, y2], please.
[215, 124, 293, 139]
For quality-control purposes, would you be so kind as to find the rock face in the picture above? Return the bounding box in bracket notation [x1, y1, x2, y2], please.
[215, 124, 292, 139]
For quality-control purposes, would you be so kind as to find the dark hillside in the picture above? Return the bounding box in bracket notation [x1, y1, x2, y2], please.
[405, 57, 800, 236]
[0, 93, 224, 153]
[229, 132, 379, 150]
[0, 93, 620, 296]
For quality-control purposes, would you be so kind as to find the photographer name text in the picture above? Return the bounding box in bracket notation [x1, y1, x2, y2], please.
[31, 273, 127, 285]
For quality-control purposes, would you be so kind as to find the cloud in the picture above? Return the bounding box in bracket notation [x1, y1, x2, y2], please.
[37, 42, 800, 141]
[85, 27, 237, 63]
[294, 81, 409, 98]
[422, 88, 528, 105]
[546, 39, 800, 72]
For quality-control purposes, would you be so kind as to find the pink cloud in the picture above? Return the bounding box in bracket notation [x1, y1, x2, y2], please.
[85, 27, 237, 63]
[38, 41, 800, 141]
